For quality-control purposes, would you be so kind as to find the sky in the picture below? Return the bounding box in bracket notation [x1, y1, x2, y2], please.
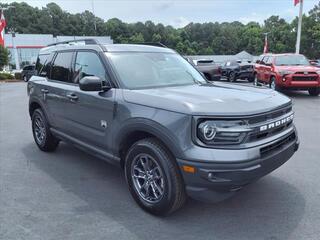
[3, 0, 319, 28]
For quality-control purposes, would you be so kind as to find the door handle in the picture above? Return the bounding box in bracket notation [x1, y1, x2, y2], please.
[41, 89, 49, 93]
[66, 93, 78, 101]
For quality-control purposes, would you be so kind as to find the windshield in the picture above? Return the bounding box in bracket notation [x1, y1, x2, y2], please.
[274, 55, 310, 66]
[106, 52, 207, 89]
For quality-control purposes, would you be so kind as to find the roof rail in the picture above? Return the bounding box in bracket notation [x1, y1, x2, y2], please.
[136, 42, 168, 48]
[47, 38, 100, 47]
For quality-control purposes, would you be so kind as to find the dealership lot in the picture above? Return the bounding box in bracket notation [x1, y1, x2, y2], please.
[0, 82, 319, 240]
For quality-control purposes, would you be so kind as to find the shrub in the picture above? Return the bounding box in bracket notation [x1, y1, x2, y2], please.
[14, 72, 22, 80]
[0, 72, 15, 80]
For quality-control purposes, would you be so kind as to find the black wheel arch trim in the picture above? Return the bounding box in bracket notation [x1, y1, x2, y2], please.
[115, 118, 184, 159]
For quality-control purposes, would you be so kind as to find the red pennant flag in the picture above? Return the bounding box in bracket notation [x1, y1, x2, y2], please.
[0, 10, 6, 47]
[294, 0, 302, 6]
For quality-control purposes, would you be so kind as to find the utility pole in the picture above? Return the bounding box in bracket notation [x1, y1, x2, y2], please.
[295, 0, 303, 54]
[263, 32, 270, 54]
[91, 0, 97, 35]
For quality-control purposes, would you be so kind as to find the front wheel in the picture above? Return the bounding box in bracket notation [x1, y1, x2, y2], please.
[228, 71, 236, 82]
[23, 75, 28, 82]
[269, 77, 281, 91]
[125, 138, 186, 216]
[308, 87, 320, 96]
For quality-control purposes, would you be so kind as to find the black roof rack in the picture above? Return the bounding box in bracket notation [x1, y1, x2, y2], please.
[47, 38, 100, 47]
[135, 42, 168, 48]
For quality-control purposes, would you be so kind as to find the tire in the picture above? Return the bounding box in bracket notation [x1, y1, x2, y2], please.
[23, 75, 28, 82]
[32, 108, 59, 152]
[125, 138, 186, 216]
[248, 73, 255, 83]
[253, 73, 258, 85]
[308, 87, 320, 96]
[229, 71, 236, 82]
[269, 76, 281, 91]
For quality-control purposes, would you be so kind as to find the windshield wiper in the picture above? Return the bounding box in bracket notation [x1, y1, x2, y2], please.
[185, 71, 208, 85]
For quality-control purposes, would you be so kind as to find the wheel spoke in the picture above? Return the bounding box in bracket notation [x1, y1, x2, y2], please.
[153, 180, 163, 195]
[133, 166, 146, 179]
[150, 182, 159, 199]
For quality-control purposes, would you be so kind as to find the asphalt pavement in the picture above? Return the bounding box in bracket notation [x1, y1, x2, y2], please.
[0, 82, 319, 240]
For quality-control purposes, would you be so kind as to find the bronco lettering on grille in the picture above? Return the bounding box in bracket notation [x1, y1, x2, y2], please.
[259, 114, 294, 132]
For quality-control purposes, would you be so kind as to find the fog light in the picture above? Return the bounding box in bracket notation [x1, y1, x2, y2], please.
[282, 77, 286, 82]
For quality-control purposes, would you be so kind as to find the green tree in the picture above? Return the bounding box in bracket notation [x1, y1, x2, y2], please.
[0, 46, 10, 70]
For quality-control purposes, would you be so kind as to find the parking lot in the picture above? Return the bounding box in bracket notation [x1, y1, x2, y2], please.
[0, 82, 319, 240]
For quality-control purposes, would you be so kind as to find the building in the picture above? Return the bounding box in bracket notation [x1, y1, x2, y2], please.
[4, 33, 113, 70]
[186, 51, 258, 65]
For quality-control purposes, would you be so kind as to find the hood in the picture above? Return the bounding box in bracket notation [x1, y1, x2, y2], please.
[122, 82, 291, 116]
[275, 65, 319, 72]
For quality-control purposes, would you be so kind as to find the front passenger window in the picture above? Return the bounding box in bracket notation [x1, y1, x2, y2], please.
[73, 52, 106, 84]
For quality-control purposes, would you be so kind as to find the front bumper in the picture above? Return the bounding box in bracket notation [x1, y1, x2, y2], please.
[277, 74, 320, 89]
[177, 130, 299, 202]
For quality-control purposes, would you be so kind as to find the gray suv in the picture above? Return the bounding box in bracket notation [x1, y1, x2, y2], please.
[28, 40, 299, 215]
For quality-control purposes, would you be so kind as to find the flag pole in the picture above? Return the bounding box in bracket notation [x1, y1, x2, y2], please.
[295, 0, 303, 54]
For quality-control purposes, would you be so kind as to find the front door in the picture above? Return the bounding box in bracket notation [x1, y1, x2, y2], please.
[62, 50, 115, 152]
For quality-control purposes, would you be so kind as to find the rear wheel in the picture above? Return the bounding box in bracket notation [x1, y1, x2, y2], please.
[308, 87, 320, 96]
[253, 73, 258, 85]
[32, 108, 59, 152]
[125, 138, 186, 216]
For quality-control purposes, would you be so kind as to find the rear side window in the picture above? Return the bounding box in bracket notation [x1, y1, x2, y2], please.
[51, 52, 73, 83]
[73, 51, 106, 83]
[35, 54, 49, 75]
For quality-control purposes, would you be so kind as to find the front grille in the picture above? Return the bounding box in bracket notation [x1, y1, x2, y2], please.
[295, 72, 317, 75]
[246, 105, 292, 125]
[243, 105, 293, 143]
[292, 75, 318, 81]
[260, 132, 296, 157]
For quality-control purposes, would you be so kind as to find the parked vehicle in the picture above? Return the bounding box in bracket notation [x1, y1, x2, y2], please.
[187, 58, 222, 81]
[309, 59, 320, 68]
[221, 60, 255, 82]
[254, 53, 320, 96]
[28, 40, 299, 215]
[21, 65, 36, 82]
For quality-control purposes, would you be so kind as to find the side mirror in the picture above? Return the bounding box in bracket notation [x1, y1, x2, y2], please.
[79, 76, 110, 92]
[256, 60, 260, 64]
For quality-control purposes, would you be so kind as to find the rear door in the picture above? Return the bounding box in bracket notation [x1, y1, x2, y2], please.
[44, 51, 75, 129]
[62, 50, 115, 151]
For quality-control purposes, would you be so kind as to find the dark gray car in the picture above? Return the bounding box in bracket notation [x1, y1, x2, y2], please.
[28, 41, 299, 216]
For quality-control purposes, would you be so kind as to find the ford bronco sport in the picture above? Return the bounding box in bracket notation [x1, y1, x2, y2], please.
[28, 40, 299, 215]
[254, 53, 320, 96]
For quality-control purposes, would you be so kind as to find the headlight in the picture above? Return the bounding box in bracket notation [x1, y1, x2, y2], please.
[277, 70, 294, 76]
[316, 70, 320, 75]
[197, 120, 251, 145]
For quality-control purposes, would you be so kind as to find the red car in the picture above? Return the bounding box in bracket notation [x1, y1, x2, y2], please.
[254, 53, 320, 96]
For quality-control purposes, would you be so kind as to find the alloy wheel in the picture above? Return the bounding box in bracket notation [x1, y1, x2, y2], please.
[33, 116, 46, 144]
[131, 153, 165, 203]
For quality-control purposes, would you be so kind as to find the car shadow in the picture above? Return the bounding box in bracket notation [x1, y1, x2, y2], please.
[23, 142, 305, 240]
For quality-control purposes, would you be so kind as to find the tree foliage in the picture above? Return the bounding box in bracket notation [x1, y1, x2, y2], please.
[1, 2, 320, 58]
[0, 45, 10, 70]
